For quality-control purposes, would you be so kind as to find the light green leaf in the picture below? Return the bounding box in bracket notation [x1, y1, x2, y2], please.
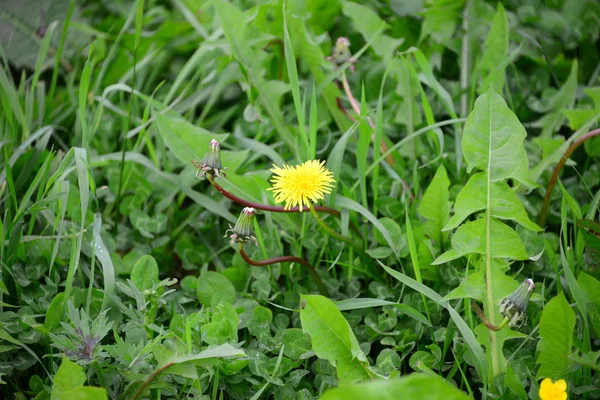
[578, 272, 600, 338]
[281, 328, 312, 359]
[441, 270, 485, 302]
[202, 302, 239, 345]
[532, 60, 578, 137]
[561, 87, 600, 130]
[462, 88, 534, 187]
[299, 294, 372, 383]
[418, 164, 450, 245]
[341, 1, 403, 62]
[320, 374, 470, 400]
[62, 387, 108, 400]
[51, 358, 86, 400]
[433, 219, 528, 264]
[196, 271, 236, 307]
[478, 3, 508, 94]
[536, 292, 575, 379]
[335, 298, 431, 326]
[443, 173, 541, 232]
[130, 254, 159, 292]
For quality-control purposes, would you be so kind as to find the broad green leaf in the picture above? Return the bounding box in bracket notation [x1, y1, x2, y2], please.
[299, 294, 372, 383]
[478, 3, 508, 94]
[62, 387, 108, 400]
[536, 292, 575, 379]
[418, 164, 450, 246]
[130, 254, 159, 292]
[320, 374, 470, 400]
[462, 88, 534, 187]
[214, 0, 297, 152]
[154, 112, 247, 171]
[341, 2, 403, 62]
[196, 271, 236, 307]
[335, 298, 430, 326]
[420, 0, 464, 43]
[562, 87, 600, 130]
[282, 328, 312, 359]
[202, 302, 239, 345]
[433, 219, 529, 264]
[532, 60, 578, 137]
[578, 272, 600, 337]
[443, 173, 541, 232]
[51, 358, 86, 400]
[441, 270, 485, 302]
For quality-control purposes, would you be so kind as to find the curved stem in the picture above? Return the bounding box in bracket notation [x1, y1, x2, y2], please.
[539, 128, 600, 226]
[472, 301, 509, 332]
[133, 362, 174, 400]
[207, 175, 363, 244]
[238, 244, 329, 297]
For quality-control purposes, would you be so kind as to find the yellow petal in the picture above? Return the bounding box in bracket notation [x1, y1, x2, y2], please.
[554, 379, 567, 392]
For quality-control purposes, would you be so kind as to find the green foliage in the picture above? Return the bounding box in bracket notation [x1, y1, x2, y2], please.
[320, 374, 471, 400]
[1, 0, 600, 398]
[536, 292, 576, 379]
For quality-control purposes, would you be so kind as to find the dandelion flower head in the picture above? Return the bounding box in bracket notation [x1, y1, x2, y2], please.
[539, 378, 567, 400]
[268, 160, 335, 211]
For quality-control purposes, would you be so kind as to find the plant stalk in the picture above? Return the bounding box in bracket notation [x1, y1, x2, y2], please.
[207, 175, 363, 244]
[238, 244, 329, 296]
[539, 127, 600, 226]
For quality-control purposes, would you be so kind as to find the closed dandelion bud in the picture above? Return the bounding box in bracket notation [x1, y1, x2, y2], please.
[226, 207, 257, 245]
[192, 139, 227, 178]
[498, 278, 535, 328]
[327, 37, 354, 69]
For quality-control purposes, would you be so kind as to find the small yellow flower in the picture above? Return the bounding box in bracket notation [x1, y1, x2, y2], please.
[268, 160, 335, 211]
[539, 378, 567, 400]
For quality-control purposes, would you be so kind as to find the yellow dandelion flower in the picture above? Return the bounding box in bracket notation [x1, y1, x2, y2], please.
[268, 160, 335, 211]
[539, 378, 567, 400]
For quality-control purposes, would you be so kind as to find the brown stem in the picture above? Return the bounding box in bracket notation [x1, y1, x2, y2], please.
[539, 128, 600, 226]
[133, 362, 174, 400]
[239, 245, 329, 297]
[471, 301, 508, 332]
[207, 175, 364, 244]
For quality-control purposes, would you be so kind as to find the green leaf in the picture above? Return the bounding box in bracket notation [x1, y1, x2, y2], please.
[341, 1, 403, 62]
[562, 87, 600, 130]
[536, 292, 575, 379]
[478, 3, 508, 94]
[578, 272, 600, 338]
[334, 298, 431, 326]
[443, 173, 541, 232]
[418, 164, 450, 246]
[51, 358, 86, 400]
[433, 219, 529, 264]
[532, 60, 578, 137]
[154, 112, 247, 171]
[196, 271, 236, 307]
[281, 328, 312, 359]
[441, 270, 484, 302]
[62, 387, 108, 400]
[202, 302, 239, 346]
[320, 374, 470, 400]
[299, 294, 372, 383]
[130, 254, 159, 292]
[462, 88, 534, 187]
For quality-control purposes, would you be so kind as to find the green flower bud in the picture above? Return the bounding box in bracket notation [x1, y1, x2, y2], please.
[226, 207, 257, 245]
[327, 37, 354, 69]
[192, 139, 227, 178]
[499, 279, 534, 328]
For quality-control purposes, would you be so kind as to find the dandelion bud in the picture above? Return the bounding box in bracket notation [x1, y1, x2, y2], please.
[225, 207, 257, 245]
[327, 37, 353, 67]
[192, 139, 227, 178]
[498, 278, 535, 328]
